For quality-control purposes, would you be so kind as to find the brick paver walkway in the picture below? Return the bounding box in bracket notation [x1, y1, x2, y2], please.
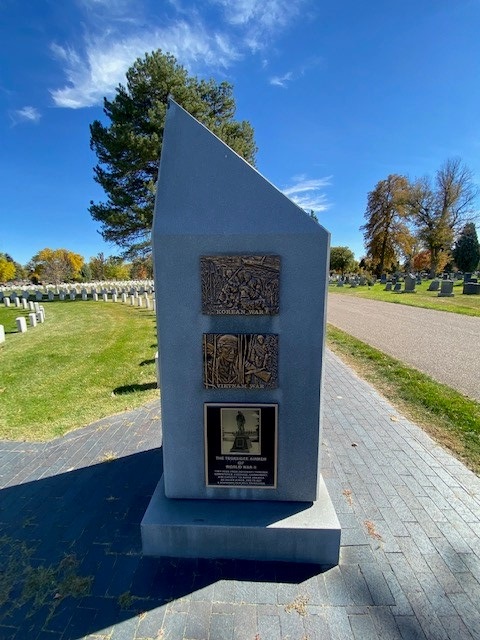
[0, 350, 479, 640]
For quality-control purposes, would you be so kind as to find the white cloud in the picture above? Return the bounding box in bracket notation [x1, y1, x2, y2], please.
[211, 0, 306, 50]
[50, 22, 241, 109]
[10, 106, 41, 124]
[49, 0, 310, 109]
[270, 57, 323, 89]
[269, 72, 292, 88]
[282, 174, 332, 212]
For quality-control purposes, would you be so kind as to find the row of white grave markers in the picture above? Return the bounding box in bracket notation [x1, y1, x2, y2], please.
[0, 280, 155, 301]
[1, 290, 155, 344]
[0, 304, 45, 342]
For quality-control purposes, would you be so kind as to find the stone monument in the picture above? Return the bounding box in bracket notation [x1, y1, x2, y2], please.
[141, 99, 340, 565]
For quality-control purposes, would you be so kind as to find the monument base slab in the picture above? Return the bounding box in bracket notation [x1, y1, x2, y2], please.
[141, 475, 340, 566]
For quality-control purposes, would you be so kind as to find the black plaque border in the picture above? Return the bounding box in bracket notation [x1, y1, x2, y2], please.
[204, 403, 278, 489]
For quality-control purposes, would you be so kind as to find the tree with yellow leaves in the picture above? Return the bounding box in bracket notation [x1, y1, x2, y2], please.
[0, 254, 16, 282]
[30, 248, 84, 284]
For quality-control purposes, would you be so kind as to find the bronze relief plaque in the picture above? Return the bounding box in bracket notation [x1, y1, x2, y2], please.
[203, 333, 278, 389]
[201, 255, 280, 315]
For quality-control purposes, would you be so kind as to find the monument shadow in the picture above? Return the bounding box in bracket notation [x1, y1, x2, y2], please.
[0, 447, 330, 640]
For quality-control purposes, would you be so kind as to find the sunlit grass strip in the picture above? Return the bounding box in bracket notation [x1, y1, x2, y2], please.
[328, 282, 480, 317]
[326, 324, 480, 474]
[0, 301, 159, 441]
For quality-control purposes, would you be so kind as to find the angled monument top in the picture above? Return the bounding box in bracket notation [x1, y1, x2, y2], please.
[153, 98, 329, 238]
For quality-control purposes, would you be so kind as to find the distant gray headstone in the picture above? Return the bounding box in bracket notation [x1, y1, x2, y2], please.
[438, 280, 454, 297]
[463, 282, 480, 295]
[385, 282, 392, 291]
[404, 274, 416, 293]
[428, 280, 440, 291]
[393, 282, 402, 292]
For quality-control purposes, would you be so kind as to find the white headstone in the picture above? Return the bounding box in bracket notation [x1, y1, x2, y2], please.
[102, 293, 108, 302]
[21, 298, 28, 309]
[16, 317, 27, 333]
[29, 312, 37, 327]
[4, 297, 10, 307]
[36, 310, 45, 323]
[0, 324, 4, 343]
[14, 297, 21, 308]
[93, 293, 98, 301]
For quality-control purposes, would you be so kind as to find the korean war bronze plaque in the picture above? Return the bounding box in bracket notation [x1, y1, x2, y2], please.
[203, 333, 278, 389]
[201, 255, 280, 315]
[204, 404, 278, 488]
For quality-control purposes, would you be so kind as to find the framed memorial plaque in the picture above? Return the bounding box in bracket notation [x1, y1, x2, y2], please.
[204, 403, 277, 488]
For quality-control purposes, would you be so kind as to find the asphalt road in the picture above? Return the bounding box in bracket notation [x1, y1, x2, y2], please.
[327, 294, 480, 402]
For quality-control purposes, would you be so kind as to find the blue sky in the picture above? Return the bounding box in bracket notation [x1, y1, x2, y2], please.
[1, 0, 480, 266]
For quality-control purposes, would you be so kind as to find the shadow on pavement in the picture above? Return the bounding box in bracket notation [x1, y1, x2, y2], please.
[0, 448, 324, 640]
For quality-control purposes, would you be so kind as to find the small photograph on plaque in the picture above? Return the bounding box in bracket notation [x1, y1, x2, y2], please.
[201, 255, 280, 315]
[205, 403, 277, 488]
[221, 407, 261, 455]
[203, 333, 278, 389]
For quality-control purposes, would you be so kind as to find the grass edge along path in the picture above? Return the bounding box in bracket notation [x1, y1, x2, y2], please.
[326, 324, 480, 475]
[328, 282, 480, 317]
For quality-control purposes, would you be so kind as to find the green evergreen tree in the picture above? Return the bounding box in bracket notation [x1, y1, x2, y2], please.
[453, 222, 480, 272]
[89, 50, 257, 257]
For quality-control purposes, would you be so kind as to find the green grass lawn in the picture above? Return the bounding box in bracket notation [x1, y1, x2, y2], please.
[329, 280, 480, 317]
[327, 325, 480, 474]
[0, 300, 159, 440]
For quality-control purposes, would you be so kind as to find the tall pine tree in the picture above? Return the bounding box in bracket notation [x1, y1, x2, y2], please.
[89, 50, 257, 257]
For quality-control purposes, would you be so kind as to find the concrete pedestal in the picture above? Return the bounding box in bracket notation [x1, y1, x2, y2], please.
[141, 475, 340, 566]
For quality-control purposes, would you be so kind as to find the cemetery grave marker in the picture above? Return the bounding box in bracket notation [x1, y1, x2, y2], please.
[438, 280, 454, 297]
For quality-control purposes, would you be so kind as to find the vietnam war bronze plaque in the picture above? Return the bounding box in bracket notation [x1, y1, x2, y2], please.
[204, 404, 278, 488]
[201, 255, 280, 315]
[203, 333, 278, 389]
